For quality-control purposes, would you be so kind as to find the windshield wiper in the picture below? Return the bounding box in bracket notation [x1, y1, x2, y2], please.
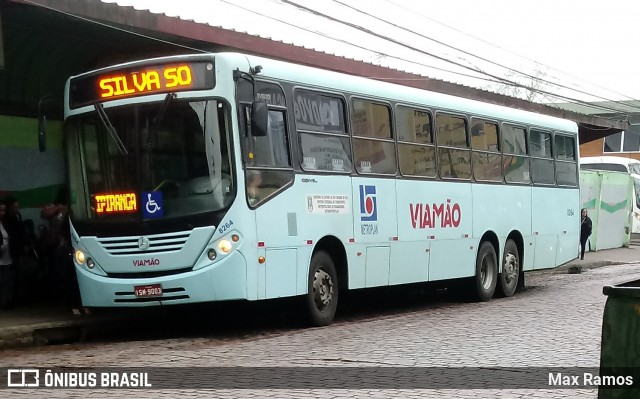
[94, 103, 128, 155]
[150, 93, 176, 135]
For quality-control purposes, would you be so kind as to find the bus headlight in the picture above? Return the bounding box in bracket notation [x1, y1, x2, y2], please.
[86, 258, 95, 269]
[218, 239, 233, 254]
[75, 250, 86, 264]
[207, 249, 217, 260]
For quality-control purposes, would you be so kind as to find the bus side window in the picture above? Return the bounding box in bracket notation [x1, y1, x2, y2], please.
[530, 129, 555, 185]
[436, 114, 471, 179]
[244, 108, 294, 207]
[471, 120, 501, 182]
[503, 124, 530, 184]
[396, 106, 436, 178]
[555, 134, 577, 186]
[244, 108, 290, 168]
[241, 105, 254, 165]
[351, 99, 396, 175]
[295, 90, 351, 173]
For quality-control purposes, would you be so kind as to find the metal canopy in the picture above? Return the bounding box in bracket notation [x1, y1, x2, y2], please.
[0, 0, 212, 117]
[1, 0, 630, 137]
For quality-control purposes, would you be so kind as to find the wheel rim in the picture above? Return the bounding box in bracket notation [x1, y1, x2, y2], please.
[313, 267, 334, 311]
[480, 253, 495, 290]
[503, 252, 519, 286]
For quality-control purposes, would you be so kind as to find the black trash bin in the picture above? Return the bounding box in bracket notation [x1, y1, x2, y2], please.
[599, 278, 640, 398]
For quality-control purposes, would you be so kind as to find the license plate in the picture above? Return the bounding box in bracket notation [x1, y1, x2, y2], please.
[134, 284, 162, 298]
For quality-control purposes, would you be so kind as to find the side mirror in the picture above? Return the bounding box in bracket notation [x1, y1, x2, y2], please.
[251, 101, 268, 137]
[37, 94, 58, 152]
[38, 114, 47, 152]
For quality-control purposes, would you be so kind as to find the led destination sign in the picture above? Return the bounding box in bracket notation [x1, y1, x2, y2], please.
[69, 60, 215, 108]
[95, 193, 138, 215]
[99, 65, 193, 99]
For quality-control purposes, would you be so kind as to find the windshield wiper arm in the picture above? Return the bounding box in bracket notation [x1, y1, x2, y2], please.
[150, 93, 176, 134]
[94, 103, 128, 155]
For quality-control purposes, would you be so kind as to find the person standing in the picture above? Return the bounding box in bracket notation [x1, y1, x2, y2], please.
[0, 202, 15, 309]
[580, 208, 593, 260]
[3, 197, 25, 261]
[3, 197, 26, 304]
[41, 188, 80, 308]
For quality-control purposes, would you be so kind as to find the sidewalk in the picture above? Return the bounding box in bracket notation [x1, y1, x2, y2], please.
[1, 245, 639, 350]
[0, 304, 139, 349]
[554, 244, 640, 272]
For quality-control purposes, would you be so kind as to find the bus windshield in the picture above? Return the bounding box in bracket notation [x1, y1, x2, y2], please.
[66, 99, 233, 224]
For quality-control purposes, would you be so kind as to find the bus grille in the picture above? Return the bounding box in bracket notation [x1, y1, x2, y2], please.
[97, 231, 191, 255]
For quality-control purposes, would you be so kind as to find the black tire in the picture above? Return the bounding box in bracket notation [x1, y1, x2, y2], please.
[305, 251, 339, 326]
[517, 268, 525, 292]
[497, 239, 520, 297]
[472, 241, 498, 302]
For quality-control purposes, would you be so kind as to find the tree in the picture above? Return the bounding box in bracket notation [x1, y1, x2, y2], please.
[488, 68, 555, 103]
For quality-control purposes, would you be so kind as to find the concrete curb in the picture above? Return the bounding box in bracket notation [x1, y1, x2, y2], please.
[0, 319, 86, 348]
[0, 313, 133, 350]
[532, 260, 640, 275]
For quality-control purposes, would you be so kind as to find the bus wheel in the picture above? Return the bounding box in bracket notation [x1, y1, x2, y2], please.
[306, 250, 338, 327]
[497, 239, 520, 297]
[473, 241, 497, 302]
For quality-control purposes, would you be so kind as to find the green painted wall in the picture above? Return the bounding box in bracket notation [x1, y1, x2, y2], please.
[0, 115, 66, 225]
[0, 115, 63, 149]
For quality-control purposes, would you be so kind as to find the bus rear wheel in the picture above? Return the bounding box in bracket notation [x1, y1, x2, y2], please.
[305, 250, 339, 326]
[472, 241, 498, 302]
[497, 239, 520, 297]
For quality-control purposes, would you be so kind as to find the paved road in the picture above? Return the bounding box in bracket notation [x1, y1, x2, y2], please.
[2, 263, 640, 398]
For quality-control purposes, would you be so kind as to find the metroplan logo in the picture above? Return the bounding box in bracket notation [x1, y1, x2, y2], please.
[359, 185, 377, 222]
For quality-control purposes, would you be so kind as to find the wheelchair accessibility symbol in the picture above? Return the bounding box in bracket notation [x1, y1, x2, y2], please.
[142, 191, 164, 219]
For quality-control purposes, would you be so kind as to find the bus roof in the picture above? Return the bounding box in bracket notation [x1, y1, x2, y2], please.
[66, 52, 579, 134]
[231, 53, 578, 134]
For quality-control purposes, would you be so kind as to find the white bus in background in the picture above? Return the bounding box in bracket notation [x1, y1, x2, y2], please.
[580, 155, 640, 233]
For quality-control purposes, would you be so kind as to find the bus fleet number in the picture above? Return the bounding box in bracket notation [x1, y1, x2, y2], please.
[219, 220, 234, 234]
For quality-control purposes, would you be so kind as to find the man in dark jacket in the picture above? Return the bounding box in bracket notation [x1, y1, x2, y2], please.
[580, 208, 593, 260]
[0, 201, 15, 309]
[3, 197, 26, 305]
[41, 188, 80, 307]
[3, 197, 25, 263]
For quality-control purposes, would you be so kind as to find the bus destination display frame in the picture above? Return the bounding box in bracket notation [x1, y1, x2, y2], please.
[69, 60, 215, 109]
